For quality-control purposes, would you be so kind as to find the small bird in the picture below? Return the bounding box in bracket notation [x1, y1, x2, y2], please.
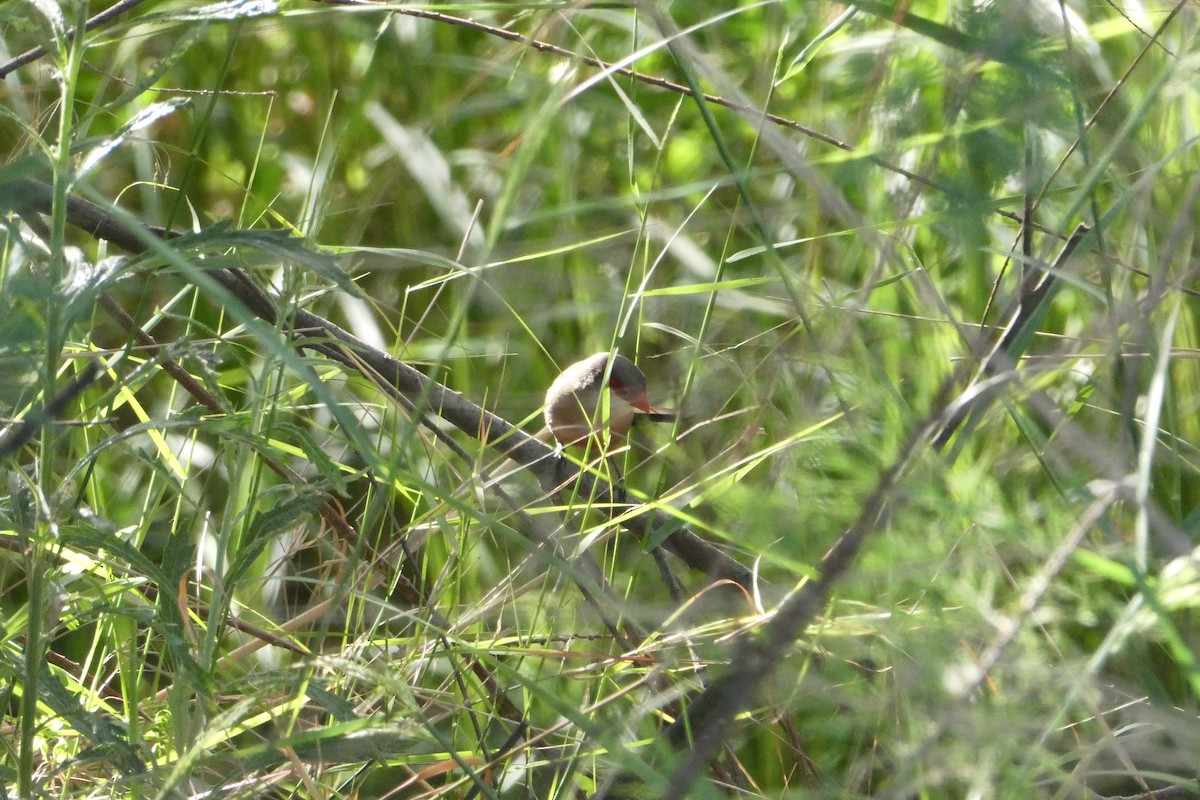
[544, 352, 674, 450]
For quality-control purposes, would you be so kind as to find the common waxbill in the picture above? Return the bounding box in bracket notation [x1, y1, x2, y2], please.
[544, 352, 674, 449]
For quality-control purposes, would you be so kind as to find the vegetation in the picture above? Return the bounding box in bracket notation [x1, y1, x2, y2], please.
[1, 1, 1198, 797]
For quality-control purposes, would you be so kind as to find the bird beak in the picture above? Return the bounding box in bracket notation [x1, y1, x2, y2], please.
[630, 392, 652, 413]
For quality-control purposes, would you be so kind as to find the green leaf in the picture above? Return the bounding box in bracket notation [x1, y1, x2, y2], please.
[640, 277, 773, 297]
[78, 100, 192, 178]
[168, 224, 361, 296]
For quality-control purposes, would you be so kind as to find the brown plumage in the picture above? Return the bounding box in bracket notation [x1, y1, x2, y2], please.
[544, 352, 673, 449]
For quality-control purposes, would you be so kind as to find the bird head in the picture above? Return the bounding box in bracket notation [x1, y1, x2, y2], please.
[543, 351, 671, 449]
[604, 354, 652, 414]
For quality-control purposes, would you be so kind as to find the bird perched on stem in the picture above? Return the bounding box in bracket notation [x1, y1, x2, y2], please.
[544, 352, 674, 452]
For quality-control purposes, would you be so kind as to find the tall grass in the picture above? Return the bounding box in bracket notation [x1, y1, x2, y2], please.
[1, 1, 1198, 797]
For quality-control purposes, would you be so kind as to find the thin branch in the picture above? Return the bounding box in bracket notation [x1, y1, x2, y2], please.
[0, 0, 149, 79]
[0, 360, 103, 461]
[660, 375, 955, 799]
[932, 224, 1091, 449]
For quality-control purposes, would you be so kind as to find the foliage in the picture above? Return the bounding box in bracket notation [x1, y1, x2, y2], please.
[1, 1, 1199, 797]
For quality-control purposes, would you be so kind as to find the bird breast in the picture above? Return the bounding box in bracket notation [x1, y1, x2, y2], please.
[545, 384, 638, 447]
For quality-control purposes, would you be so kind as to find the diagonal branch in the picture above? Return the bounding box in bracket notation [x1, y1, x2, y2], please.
[2, 177, 757, 592]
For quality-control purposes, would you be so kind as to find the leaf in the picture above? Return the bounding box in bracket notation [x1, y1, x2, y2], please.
[365, 102, 484, 253]
[78, 99, 191, 178]
[168, 224, 361, 296]
[0, 648, 147, 776]
[270, 422, 350, 497]
[849, 1, 1066, 85]
[224, 492, 329, 590]
[640, 277, 773, 297]
[26, 0, 65, 47]
[779, 5, 858, 85]
[167, 0, 280, 22]
[61, 253, 129, 326]
[64, 530, 160, 590]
